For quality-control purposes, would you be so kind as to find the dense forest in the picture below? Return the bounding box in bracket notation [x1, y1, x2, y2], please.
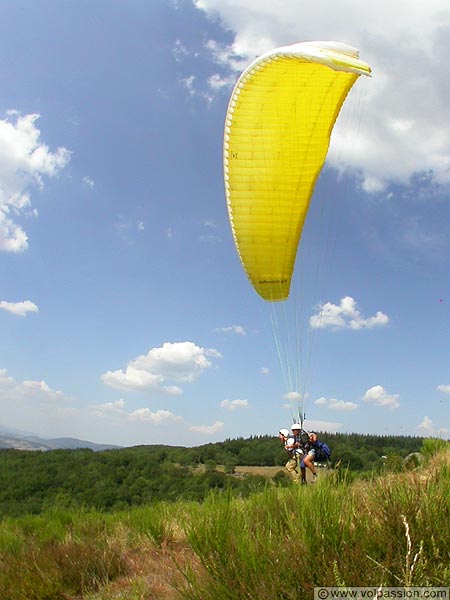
[0, 432, 424, 517]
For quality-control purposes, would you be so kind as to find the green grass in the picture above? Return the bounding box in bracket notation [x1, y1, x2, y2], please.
[1, 447, 450, 599]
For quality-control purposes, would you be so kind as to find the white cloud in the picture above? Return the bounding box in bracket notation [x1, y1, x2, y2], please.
[283, 391, 302, 402]
[189, 420, 224, 434]
[163, 385, 183, 396]
[91, 400, 184, 427]
[260, 367, 269, 375]
[0, 300, 38, 317]
[115, 217, 145, 244]
[213, 324, 246, 336]
[91, 399, 126, 417]
[0, 112, 70, 252]
[310, 296, 389, 330]
[220, 398, 249, 411]
[203, 219, 216, 228]
[418, 415, 435, 434]
[314, 397, 327, 406]
[0, 369, 17, 392]
[172, 39, 190, 63]
[315, 397, 358, 411]
[416, 415, 449, 438]
[101, 366, 161, 391]
[204, 39, 249, 73]
[194, 0, 450, 191]
[0, 368, 69, 404]
[82, 176, 94, 188]
[303, 419, 343, 433]
[180, 75, 197, 97]
[363, 385, 400, 410]
[101, 341, 222, 393]
[437, 384, 450, 395]
[329, 399, 358, 412]
[21, 379, 67, 402]
[128, 408, 181, 424]
[199, 233, 222, 243]
[208, 73, 233, 91]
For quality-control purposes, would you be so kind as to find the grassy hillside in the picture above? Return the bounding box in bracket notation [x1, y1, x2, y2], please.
[0, 439, 448, 600]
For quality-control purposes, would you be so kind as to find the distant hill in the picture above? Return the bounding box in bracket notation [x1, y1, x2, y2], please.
[0, 432, 121, 451]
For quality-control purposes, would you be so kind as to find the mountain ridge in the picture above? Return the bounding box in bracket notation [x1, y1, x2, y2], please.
[0, 430, 121, 451]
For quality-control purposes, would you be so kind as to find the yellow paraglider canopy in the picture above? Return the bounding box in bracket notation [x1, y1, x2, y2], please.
[224, 41, 371, 301]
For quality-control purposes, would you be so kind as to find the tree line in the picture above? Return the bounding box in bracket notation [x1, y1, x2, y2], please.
[0, 432, 425, 517]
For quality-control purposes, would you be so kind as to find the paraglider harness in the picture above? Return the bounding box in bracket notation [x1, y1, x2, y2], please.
[295, 429, 332, 463]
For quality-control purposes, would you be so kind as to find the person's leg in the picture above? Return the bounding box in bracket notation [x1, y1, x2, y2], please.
[304, 451, 317, 479]
[286, 457, 300, 483]
[299, 457, 307, 484]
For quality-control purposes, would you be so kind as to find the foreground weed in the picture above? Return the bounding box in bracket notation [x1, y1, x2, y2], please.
[366, 514, 424, 587]
[0, 511, 132, 600]
[178, 455, 450, 597]
[124, 501, 189, 547]
[84, 576, 151, 600]
[402, 514, 424, 586]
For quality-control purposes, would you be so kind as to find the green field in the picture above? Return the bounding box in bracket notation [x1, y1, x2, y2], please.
[0, 438, 449, 600]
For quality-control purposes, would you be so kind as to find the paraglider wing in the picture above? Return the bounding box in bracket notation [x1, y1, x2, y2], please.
[224, 41, 371, 301]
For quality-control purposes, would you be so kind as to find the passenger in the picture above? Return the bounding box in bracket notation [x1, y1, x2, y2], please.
[279, 426, 302, 483]
[300, 431, 322, 483]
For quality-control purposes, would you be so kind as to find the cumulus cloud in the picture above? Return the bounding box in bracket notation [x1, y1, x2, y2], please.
[314, 397, 358, 411]
[418, 415, 435, 434]
[90, 399, 126, 417]
[213, 324, 246, 336]
[90, 400, 184, 427]
[0, 112, 70, 252]
[314, 397, 327, 406]
[128, 408, 182, 424]
[418, 415, 450, 438]
[0, 300, 38, 317]
[220, 398, 249, 411]
[21, 379, 66, 401]
[363, 385, 400, 410]
[0, 368, 69, 404]
[204, 38, 249, 73]
[310, 297, 389, 330]
[194, 1, 450, 192]
[101, 341, 222, 393]
[189, 420, 224, 434]
[437, 384, 450, 395]
[260, 367, 269, 375]
[0, 369, 77, 434]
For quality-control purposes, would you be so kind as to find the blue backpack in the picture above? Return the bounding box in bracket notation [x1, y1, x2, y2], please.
[315, 441, 331, 461]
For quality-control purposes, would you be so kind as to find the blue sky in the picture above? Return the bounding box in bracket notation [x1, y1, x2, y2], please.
[0, 0, 449, 446]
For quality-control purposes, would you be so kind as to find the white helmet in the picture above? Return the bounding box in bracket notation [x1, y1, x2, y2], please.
[291, 423, 302, 430]
[279, 428, 289, 437]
